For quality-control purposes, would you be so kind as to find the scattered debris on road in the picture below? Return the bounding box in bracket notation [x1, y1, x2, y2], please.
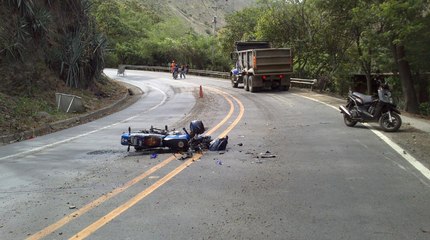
[260, 151, 277, 158]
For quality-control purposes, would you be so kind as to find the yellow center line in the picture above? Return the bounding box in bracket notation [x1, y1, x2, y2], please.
[205, 91, 234, 136]
[69, 153, 202, 240]
[218, 94, 245, 138]
[69, 88, 245, 240]
[26, 155, 176, 240]
[205, 87, 245, 138]
[26, 87, 236, 240]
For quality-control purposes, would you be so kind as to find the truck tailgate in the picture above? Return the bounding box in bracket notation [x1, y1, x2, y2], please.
[254, 49, 292, 75]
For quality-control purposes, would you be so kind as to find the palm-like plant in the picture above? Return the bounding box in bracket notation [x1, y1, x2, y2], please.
[31, 6, 51, 38]
[0, 20, 27, 61]
[5, 0, 35, 16]
[61, 30, 85, 88]
[1, 0, 106, 90]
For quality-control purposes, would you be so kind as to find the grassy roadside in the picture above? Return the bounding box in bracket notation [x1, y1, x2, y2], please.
[0, 77, 128, 137]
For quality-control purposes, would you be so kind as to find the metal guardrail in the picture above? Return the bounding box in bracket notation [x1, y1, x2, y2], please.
[119, 65, 230, 79]
[119, 65, 322, 92]
[290, 78, 317, 91]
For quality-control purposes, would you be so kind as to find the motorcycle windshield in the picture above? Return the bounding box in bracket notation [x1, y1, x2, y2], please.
[378, 89, 393, 103]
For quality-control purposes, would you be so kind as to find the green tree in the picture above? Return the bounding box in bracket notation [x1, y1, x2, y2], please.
[375, 0, 430, 113]
[317, 0, 379, 94]
[255, 0, 352, 79]
[217, 6, 261, 55]
[92, 0, 160, 65]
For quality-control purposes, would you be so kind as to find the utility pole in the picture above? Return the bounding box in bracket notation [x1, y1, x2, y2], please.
[211, 0, 228, 36]
[212, 15, 217, 36]
[211, 1, 219, 36]
[210, 0, 228, 68]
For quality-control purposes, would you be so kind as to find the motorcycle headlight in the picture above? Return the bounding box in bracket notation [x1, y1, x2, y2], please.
[386, 92, 393, 103]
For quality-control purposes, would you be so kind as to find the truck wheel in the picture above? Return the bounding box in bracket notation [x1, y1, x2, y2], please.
[249, 76, 257, 92]
[282, 85, 290, 91]
[244, 76, 249, 91]
[231, 75, 238, 88]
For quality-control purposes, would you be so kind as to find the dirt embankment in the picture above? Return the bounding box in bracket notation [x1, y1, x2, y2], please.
[0, 78, 134, 145]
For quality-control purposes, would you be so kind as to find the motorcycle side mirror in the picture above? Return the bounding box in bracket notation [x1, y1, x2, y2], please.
[183, 127, 189, 136]
[127, 126, 131, 152]
[382, 83, 390, 90]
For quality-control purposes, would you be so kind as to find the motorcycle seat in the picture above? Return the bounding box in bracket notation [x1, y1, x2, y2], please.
[352, 92, 375, 104]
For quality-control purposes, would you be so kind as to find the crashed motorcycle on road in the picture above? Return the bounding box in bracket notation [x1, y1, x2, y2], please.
[120, 120, 211, 152]
[339, 81, 402, 132]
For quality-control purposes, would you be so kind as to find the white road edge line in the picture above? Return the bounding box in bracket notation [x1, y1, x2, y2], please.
[0, 83, 167, 161]
[294, 93, 430, 181]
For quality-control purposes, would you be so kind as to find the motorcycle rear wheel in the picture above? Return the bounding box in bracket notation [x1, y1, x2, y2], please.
[379, 112, 402, 132]
[231, 75, 238, 88]
[343, 113, 358, 127]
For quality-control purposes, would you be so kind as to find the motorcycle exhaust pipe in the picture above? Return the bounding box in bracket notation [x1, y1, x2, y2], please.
[339, 105, 352, 118]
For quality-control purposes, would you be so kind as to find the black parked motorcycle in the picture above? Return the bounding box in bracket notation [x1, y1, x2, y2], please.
[339, 82, 402, 132]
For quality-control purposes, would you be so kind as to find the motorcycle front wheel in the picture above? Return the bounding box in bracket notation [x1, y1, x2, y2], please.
[343, 113, 358, 127]
[379, 112, 402, 132]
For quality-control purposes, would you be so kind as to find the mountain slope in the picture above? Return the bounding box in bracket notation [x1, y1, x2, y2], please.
[142, 0, 256, 34]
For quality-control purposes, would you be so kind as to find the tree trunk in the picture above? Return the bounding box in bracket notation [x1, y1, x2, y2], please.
[355, 32, 373, 94]
[392, 44, 419, 113]
[417, 72, 429, 103]
[364, 66, 372, 95]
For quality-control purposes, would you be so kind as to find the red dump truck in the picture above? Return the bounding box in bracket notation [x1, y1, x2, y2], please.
[230, 41, 293, 92]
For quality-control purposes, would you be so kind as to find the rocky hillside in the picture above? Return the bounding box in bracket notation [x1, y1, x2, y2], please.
[145, 0, 256, 34]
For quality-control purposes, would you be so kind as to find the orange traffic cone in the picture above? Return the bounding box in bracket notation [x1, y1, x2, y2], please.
[199, 85, 204, 98]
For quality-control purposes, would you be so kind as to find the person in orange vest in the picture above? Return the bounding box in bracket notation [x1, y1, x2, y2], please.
[170, 60, 175, 73]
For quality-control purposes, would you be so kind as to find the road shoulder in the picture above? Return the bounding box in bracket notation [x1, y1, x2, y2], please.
[291, 88, 430, 173]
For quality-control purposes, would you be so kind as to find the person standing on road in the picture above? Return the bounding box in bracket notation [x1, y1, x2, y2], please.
[180, 64, 186, 79]
[170, 60, 175, 73]
[173, 63, 179, 78]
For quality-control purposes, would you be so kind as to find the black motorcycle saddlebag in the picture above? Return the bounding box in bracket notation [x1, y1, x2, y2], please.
[209, 136, 228, 151]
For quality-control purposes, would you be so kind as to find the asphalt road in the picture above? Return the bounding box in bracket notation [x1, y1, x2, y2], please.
[0, 69, 429, 240]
